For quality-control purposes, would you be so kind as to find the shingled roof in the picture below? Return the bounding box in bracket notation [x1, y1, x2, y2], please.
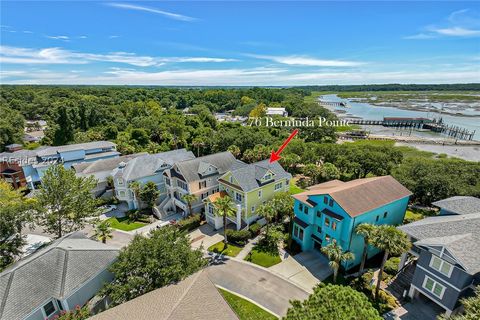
[432, 196, 480, 215]
[223, 160, 292, 192]
[90, 270, 239, 320]
[0, 233, 118, 320]
[293, 176, 412, 217]
[73, 153, 146, 175]
[399, 212, 480, 274]
[174, 152, 242, 183]
[120, 149, 195, 182]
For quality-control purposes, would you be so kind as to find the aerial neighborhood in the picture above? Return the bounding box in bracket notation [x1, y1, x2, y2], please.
[1, 1, 480, 320]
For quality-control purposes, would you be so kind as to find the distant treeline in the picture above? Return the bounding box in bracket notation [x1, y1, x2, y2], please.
[297, 83, 480, 92]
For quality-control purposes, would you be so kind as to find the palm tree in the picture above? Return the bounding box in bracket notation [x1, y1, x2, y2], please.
[213, 195, 236, 245]
[258, 204, 276, 234]
[182, 194, 197, 216]
[355, 223, 376, 275]
[94, 221, 113, 244]
[129, 181, 141, 209]
[371, 225, 411, 299]
[321, 239, 355, 283]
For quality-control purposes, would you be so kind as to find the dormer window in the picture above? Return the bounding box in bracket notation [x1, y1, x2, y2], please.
[264, 174, 272, 180]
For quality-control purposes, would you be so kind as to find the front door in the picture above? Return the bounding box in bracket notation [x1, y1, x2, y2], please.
[314, 240, 322, 251]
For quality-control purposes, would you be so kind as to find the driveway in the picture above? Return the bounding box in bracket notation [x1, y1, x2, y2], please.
[189, 224, 224, 250]
[269, 251, 332, 293]
[206, 259, 309, 317]
[387, 294, 444, 320]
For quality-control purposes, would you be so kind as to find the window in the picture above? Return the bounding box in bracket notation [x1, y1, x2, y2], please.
[299, 228, 304, 240]
[383, 211, 388, 218]
[423, 276, 446, 298]
[43, 301, 56, 317]
[324, 196, 328, 204]
[275, 182, 282, 190]
[258, 190, 262, 197]
[165, 178, 171, 186]
[316, 211, 321, 218]
[325, 234, 331, 242]
[324, 217, 330, 227]
[56, 300, 64, 311]
[299, 203, 304, 211]
[251, 206, 255, 213]
[304, 206, 308, 214]
[332, 221, 337, 231]
[294, 226, 299, 238]
[329, 199, 333, 207]
[201, 192, 208, 200]
[117, 179, 124, 186]
[230, 176, 233, 183]
[235, 192, 243, 202]
[264, 174, 272, 180]
[376, 215, 379, 222]
[177, 180, 188, 191]
[208, 205, 214, 214]
[199, 180, 207, 189]
[317, 226, 322, 233]
[430, 256, 453, 277]
[119, 190, 126, 197]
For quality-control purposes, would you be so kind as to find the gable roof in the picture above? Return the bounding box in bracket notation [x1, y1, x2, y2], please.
[432, 196, 480, 215]
[121, 149, 195, 182]
[174, 152, 241, 183]
[222, 160, 291, 192]
[73, 153, 146, 175]
[0, 233, 118, 320]
[399, 212, 480, 274]
[293, 176, 412, 217]
[90, 270, 238, 320]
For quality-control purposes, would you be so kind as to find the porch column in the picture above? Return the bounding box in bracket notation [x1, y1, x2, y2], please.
[398, 252, 408, 271]
[236, 204, 241, 231]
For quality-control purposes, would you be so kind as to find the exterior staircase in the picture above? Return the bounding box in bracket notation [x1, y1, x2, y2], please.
[153, 197, 175, 219]
[386, 260, 417, 302]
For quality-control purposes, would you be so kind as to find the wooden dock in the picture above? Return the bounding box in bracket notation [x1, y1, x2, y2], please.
[319, 100, 348, 107]
[347, 117, 475, 141]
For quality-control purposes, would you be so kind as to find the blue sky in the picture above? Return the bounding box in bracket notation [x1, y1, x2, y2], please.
[0, 1, 479, 85]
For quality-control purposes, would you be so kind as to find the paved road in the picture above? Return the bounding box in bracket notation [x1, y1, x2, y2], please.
[206, 259, 309, 317]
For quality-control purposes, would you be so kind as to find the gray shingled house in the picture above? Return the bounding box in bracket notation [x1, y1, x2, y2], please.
[397, 196, 480, 316]
[0, 233, 118, 320]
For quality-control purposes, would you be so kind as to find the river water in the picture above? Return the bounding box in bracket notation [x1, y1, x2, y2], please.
[320, 94, 480, 140]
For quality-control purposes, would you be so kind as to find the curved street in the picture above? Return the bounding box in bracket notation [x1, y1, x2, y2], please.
[205, 259, 310, 317]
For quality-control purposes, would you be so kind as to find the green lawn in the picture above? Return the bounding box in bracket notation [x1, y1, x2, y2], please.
[289, 179, 305, 195]
[219, 289, 277, 320]
[244, 247, 282, 268]
[208, 241, 243, 257]
[105, 217, 147, 231]
[403, 209, 424, 224]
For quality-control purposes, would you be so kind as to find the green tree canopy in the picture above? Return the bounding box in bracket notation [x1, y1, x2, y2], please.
[284, 283, 382, 320]
[35, 165, 99, 238]
[101, 226, 206, 306]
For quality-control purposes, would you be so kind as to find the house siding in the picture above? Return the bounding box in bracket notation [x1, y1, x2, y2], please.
[293, 194, 409, 270]
[65, 269, 114, 309]
[410, 248, 474, 311]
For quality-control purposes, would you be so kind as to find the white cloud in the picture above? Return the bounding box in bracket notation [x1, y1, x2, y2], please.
[45, 35, 70, 41]
[109, 35, 120, 39]
[78, 35, 88, 39]
[0, 45, 237, 67]
[403, 33, 437, 40]
[432, 27, 480, 36]
[247, 54, 364, 67]
[107, 3, 196, 22]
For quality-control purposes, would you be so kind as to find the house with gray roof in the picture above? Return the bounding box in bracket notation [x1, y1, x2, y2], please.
[90, 270, 238, 320]
[111, 149, 195, 211]
[0, 233, 118, 320]
[161, 152, 243, 217]
[0, 141, 119, 190]
[397, 196, 480, 316]
[204, 159, 291, 230]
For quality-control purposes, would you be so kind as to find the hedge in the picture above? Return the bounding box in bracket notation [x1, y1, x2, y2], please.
[177, 214, 201, 231]
[226, 229, 251, 245]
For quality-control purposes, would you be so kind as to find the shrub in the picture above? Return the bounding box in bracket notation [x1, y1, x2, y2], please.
[249, 222, 262, 237]
[384, 256, 400, 276]
[55, 305, 90, 320]
[286, 239, 302, 255]
[177, 214, 201, 231]
[226, 229, 251, 245]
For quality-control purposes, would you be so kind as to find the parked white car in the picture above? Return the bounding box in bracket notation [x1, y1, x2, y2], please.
[101, 204, 117, 213]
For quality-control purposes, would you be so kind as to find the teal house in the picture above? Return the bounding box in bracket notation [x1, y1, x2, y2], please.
[292, 176, 412, 270]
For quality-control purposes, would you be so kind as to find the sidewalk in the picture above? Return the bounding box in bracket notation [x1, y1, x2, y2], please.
[236, 234, 261, 260]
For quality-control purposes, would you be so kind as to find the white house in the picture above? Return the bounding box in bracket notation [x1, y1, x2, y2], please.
[0, 233, 119, 320]
[266, 107, 288, 117]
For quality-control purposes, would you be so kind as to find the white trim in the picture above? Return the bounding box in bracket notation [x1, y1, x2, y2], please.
[416, 264, 462, 292]
[429, 255, 453, 278]
[410, 284, 453, 313]
[422, 275, 446, 299]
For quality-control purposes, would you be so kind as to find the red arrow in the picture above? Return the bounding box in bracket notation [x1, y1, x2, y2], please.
[269, 129, 299, 163]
